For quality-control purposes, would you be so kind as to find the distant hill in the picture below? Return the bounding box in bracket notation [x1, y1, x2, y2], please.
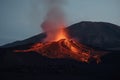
[67, 21, 120, 51]
[1, 21, 120, 51]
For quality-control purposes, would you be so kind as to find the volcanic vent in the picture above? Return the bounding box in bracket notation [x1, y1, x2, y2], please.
[15, 1, 105, 63]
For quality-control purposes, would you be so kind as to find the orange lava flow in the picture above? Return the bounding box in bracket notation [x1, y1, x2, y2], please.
[14, 28, 105, 63]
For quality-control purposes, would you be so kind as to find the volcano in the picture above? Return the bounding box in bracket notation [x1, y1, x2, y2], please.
[14, 22, 106, 63]
[15, 38, 104, 63]
[2, 21, 120, 50]
[0, 21, 120, 80]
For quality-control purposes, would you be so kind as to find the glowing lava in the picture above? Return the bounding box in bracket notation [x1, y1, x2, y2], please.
[15, 28, 105, 63]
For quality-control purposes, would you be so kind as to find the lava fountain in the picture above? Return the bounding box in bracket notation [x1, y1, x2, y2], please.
[14, 1, 106, 63]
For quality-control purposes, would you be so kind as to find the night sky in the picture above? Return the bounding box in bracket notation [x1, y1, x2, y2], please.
[0, 0, 120, 46]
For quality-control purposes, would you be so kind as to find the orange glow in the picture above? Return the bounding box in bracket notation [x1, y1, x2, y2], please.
[54, 28, 68, 41]
[14, 28, 105, 63]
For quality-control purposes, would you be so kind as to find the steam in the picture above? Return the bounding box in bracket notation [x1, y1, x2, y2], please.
[41, 0, 67, 42]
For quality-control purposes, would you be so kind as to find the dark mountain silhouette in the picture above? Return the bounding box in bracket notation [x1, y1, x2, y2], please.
[67, 21, 120, 51]
[2, 21, 120, 51]
[0, 21, 120, 80]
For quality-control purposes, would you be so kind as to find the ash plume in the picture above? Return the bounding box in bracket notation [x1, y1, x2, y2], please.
[41, 0, 67, 42]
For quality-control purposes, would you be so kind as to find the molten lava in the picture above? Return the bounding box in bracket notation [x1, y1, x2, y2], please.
[15, 28, 104, 63]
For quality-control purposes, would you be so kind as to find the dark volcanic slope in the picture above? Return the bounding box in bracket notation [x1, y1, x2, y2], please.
[2, 21, 120, 51]
[0, 21, 120, 79]
[67, 21, 120, 51]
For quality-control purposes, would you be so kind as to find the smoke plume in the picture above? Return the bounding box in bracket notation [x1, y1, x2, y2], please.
[41, 0, 67, 42]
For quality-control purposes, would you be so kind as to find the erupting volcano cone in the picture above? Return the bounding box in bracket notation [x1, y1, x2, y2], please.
[14, 4, 106, 63]
[15, 30, 105, 63]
